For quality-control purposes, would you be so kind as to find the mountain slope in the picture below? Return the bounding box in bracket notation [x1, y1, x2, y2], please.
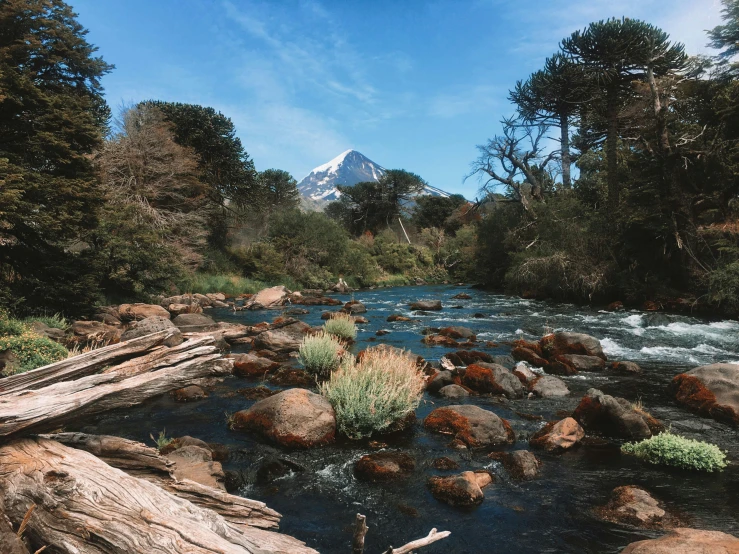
[297, 150, 451, 203]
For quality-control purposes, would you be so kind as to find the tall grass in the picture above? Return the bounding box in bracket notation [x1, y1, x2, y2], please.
[323, 313, 357, 341]
[299, 331, 344, 378]
[320, 346, 425, 439]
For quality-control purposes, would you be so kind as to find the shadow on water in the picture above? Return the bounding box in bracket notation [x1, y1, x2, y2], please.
[71, 285, 739, 553]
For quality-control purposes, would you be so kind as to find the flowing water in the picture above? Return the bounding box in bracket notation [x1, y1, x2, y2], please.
[72, 285, 739, 553]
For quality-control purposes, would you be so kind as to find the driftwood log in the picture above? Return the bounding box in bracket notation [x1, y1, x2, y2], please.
[0, 330, 175, 396]
[0, 437, 318, 554]
[42, 433, 280, 530]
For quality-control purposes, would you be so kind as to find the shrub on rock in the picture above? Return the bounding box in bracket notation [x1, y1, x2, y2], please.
[621, 431, 727, 472]
[299, 331, 344, 378]
[323, 313, 357, 341]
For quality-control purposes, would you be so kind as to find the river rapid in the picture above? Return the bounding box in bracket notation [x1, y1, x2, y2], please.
[71, 285, 739, 553]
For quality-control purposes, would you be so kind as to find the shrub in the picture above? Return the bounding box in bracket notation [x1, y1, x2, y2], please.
[323, 313, 357, 341]
[22, 313, 69, 330]
[179, 273, 268, 296]
[319, 346, 425, 439]
[0, 332, 68, 375]
[150, 429, 173, 451]
[621, 431, 727, 472]
[299, 331, 344, 378]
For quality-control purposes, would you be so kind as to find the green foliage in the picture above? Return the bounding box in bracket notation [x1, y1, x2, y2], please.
[320, 346, 425, 439]
[22, 313, 69, 331]
[150, 429, 173, 451]
[707, 261, 739, 312]
[621, 432, 727, 472]
[323, 314, 357, 341]
[0, 312, 68, 375]
[259, 169, 300, 212]
[411, 194, 468, 232]
[299, 331, 343, 378]
[179, 273, 268, 296]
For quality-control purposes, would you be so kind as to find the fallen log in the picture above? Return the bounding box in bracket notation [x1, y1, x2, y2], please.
[102, 335, 218, 378]
[0, 437, 317, 553]
[0, 330, 174, 396]
[0, 355, 232, 439]
[42, 433, 280, 530]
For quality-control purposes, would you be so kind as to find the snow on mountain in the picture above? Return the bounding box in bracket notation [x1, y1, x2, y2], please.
[297, 150, 451, 203]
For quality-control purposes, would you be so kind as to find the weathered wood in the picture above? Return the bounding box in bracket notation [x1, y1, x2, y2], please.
[352, 513, 368, 554]
[0, 437, 318, 553]
[383, 528, 451, 554]
[0, 330, 174, 396]
[102, 337, 218, 378]
[42, 433, 281, 530]
[0, 512, 30, 554]
[0, 355, 232, 439]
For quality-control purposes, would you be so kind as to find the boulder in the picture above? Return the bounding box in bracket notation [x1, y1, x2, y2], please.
[439, 326, 476, 340]
[118, 303, 171, 322]
[512, 346, 548, 368]
[387, 314, 411, 322]
[572, 389, 655, 440]
[451, 293, 472, 300]
[427, 471, 492, 507]
[556, 354, 605, 372]
[168, 303, 202, 316]
[230, 353, 280, 378]
[607, 301, 624, 311]
[354, 452, 415, 482]
[513, 364, 537, 385]
[171, 385, 207, 402]
[670, 363, 739, 427]
[547, 331, 606, 360]
[409, 300, 442, 311]
[71, 320, 122, 343]
[165, 445, 225, 490]
[255, 459, 304, 484]
[253, 321, 310, 353]
[422, 334, 459, 347]
[120, 316, 181, 345]
[490, 450, 540, 480]
[424, 405, 515, 448]
[171, 313, 218, 333]
[251, 286, 290, 309]
[232, 389, 336, 448]
[530, 375, 570, 398]
[611, 361, 643, 374]
[341, 301, 367, 314]
[596, 486, 666, 528]
[206, 292, 226, 303]
[29, 321, 66, 341]
[427, 370, 455, 394]
[529, 417, 584, 453]
[462, 363, 524, 398]
[439, 384, 469, 399]
[620, 528, 739, 553]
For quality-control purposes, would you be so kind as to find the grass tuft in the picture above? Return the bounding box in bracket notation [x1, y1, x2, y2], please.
[299, 331, 344, 378]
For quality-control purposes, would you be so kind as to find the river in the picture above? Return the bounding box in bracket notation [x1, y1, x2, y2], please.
[71, 285, 739, 553]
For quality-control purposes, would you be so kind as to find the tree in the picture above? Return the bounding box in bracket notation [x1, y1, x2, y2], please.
[708, 0, 739, 74]
[510, 53, 587, 187]
[561, 18, 687, 208]
[0, 0, 113, 314]
[411, 194, 467, 232]
[259, 169, 300, 212]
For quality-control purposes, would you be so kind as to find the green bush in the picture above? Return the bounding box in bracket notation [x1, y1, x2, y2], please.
[22, 313, 69, 330]
[299, 331, 344, 378]
[179, 273, 268, 296]
[0, 332, 68, 375]
[319, 346, 425, 439]
[323, 313, 357, 340]
[621, 431, 727, 472]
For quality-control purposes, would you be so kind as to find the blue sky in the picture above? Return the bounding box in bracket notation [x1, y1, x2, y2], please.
[70, 0, 723, 198]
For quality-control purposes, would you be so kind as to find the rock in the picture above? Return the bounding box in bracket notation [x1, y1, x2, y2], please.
[284, 308, 310, 315]
[427, 471, 493, 507]
[409, 300, 442, 311]
[159, 435, 210, 455]
[529, 417, 585, 453]
[252, 321, 310, 353]
[120, 316, 181, 344]
[207, 443, 230, 462]
[462, 363, 524, 398]
[341, 301, 367, 314]
[513, 364, 537, 385]
[29, 321, 66, 341]
[71, 320, 122, 343]
[387, 314, 411, 322]
[424, 405, 515, 448]
[597, 486, 666, 528]
[168, 303, 203, 316]
[439, 384, 469, 399]
[512, 346, 548, 368]
[256, 458, 304, 483]
[611, 361, 643, 374]
[171, 313, 218, 333]
[376, 329, 390, 336]
[118, 303, 171, 321]
[670, 363, 739, 427]
[490, 354, 516, 369]
[607, 301, 624, 311]
[547, 331, 606, 360]
[237, 386, 277, 400]
[545, 360, 579, 376]
[427, 370, 455, 394]
[232, 389, 336, 448]
[354, 452, 415, 482]
[331, 278, 351, 293]
[422, 334, 460, 347]
[620, 528, 739, 553]
[166, 445, 225, 490]
[530, 375, 570, 398]
[556, 354, 605, 372]
[268, 367, 314, 387]
[172, 385, 207, 402]
[492, 450, 540, 480]
[206, 292, 226, 302]
[251, 286, 290, 309]
[451, 293, 472, 299]
[572, 389, 655, 439]
[432, 456, 459, 470]
[439, 326, 476, 340]
[231, 353, 280, 378]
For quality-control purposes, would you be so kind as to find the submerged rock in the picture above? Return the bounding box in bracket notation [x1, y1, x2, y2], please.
[387, 314, 412, 322]
[232, 389, 336, 448]
[439, 326, 476, 340]
[409, 300, 442, 311]
[611, 361, 643, 374]
[572, 389, 656, 440]
[431, 456, 459, 470]
[596, 486, 666, 528]
[354, 452, 415, 482]
[671, 363, 739, 427]
[462, 363, 524, 398]
[490, 450, 540, 480]
[171, 385, 207, 402]
[256, 458, 304, 483]
[427, 471, 493, 507]
[620, 528, 739, 553]
[424, 405, 515, 448]
[529, 417, 584, 453]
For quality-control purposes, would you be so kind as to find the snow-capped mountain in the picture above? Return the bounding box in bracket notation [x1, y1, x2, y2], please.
[297, 150, 451, 203]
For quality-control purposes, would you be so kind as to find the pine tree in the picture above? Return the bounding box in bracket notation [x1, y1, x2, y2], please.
[0, 0, 113, 314]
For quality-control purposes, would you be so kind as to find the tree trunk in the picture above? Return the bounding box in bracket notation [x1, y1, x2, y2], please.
[606, 85, 620, 210]
[646, 65, 671, 153]
[0, 437, 317, 554]
[560, 112, 571, 188]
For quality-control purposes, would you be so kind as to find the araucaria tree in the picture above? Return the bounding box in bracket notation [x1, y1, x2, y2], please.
[0, 0, 112, 313]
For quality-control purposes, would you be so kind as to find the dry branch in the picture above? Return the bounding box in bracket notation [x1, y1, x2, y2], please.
[383, 528, 451, 554]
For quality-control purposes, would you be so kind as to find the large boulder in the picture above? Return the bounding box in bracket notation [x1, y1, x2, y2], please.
[462, 363, 524, 398]
[118, 303, 170, 322]
[529, 417, 584, 453]
[232, 389, 336, 448]
[427, 471, 492, 507]
[546, 331, 606, 360]
[670, 363, 739, 427]
[171, 313, 218, 333]
[424, 405, 515, 448]
[354, 452, 415, 482]
[341, 301, 367, 314]
[409, 300, 442, 311]
[596, 486, 666, 528]
[572, 389, 656, 440]
[530, 375, 570, 398]
[120, 316, 181, 344]
[620, 528, 739, 553]
[252, 321, 310, 353]
[250, 286, 291, 309]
